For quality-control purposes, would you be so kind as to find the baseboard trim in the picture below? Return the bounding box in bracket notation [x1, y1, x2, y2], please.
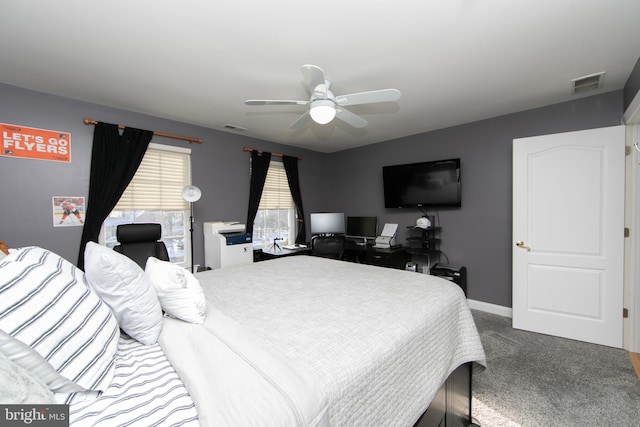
[468, 299, 512, 318]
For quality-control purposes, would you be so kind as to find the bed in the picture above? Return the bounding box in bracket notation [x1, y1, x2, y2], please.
[0, 244, 485, 426]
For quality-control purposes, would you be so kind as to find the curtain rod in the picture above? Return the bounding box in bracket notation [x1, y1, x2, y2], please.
[83, 118, 202, 144]
[243, 146, 302, 160]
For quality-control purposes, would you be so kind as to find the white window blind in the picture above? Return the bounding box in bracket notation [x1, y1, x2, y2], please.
[259, 161, 294, 209]
[115, 143, 190, 211]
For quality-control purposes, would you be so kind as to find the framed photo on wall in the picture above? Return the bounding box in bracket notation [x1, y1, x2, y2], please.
[52, 196, 85, 227]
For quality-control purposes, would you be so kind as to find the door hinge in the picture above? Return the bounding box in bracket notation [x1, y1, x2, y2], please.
[626, 146, 631, 156]
[625, 227, 630, 238]
[623, 308, 629, 318]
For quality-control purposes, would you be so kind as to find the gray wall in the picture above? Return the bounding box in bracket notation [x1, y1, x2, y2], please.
[0, 82, 624, 308]
[0, 83, 329, 268]
[624, 56, 640, 111]
[326, 90, 623, 307]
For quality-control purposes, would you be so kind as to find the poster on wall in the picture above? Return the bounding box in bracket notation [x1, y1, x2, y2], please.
[1, 123, 71, 163]
[53, 197, 85, 227]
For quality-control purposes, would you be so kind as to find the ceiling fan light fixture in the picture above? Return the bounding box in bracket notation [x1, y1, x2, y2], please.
[245, 65, 400, 129]
[309, 99, 336, 124]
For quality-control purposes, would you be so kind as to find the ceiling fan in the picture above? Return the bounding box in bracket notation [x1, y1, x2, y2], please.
[244, 65, 401, 129]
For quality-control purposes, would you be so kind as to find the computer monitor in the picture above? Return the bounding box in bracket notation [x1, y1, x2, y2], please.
[310, 213, 345, 236]
[346, 216, 378, 244]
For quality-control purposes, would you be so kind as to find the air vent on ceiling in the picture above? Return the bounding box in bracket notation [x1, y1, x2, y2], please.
[223, 124, 247, 132]
[571, 72, 605, 95]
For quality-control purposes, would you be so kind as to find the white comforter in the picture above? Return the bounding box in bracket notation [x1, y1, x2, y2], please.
[159, 306, 329, 427]
[163, 256, 485, 427]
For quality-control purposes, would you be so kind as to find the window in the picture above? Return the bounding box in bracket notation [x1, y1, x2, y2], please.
[101, 143, 192, 266]
[252, 161, 297, 249]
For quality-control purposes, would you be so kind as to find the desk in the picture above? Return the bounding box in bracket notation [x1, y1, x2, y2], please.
[344, 242, 410, 270]
[257, 246, 312, 261]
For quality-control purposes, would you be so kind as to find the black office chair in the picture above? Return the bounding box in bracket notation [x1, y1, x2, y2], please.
[311, 235, 346, 260]
[113, 223, 170, 268]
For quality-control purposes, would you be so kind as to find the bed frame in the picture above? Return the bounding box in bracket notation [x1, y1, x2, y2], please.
[414, 363, 475, 427]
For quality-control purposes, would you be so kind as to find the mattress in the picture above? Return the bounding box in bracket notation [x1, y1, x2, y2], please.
[192, 256, 486, 426]
[69, 335, 199, 427]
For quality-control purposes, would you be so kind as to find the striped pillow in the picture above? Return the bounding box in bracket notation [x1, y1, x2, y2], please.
[0, 330, 100, 404]
[0, 246, 119, 396]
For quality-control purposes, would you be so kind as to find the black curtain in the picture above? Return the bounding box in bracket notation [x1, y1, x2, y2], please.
[245, 150, 271, 237]
[77, 122, 153, 270]
[283, 155, 306, 244]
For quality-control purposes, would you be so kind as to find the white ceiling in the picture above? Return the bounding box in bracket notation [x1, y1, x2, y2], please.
[2, 1, 640, 153]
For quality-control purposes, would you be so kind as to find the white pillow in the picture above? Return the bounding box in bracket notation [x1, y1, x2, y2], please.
[0, 246, 119, 397]
[84, 242, 162, 345]
[145, 257, 206, 324]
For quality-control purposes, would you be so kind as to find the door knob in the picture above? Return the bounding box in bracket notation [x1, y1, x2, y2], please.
[516, 240, 531, 252]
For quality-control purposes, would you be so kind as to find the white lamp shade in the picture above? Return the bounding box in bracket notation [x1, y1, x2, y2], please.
[309, 100, 336, 124]
[182, 185, 202, 202]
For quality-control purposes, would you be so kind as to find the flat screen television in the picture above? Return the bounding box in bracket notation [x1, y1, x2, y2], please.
[310, 212, 345, 236]
[383, 158, 461, 208]
[346, 216, 378, 244]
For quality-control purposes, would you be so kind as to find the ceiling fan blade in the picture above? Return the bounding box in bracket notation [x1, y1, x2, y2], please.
[335, 107, 368, 128]
[245, 99, 308, 106]
[301, 64, 328, 97]
[336, 88, 401, 106]
[290, 112, 311, 129]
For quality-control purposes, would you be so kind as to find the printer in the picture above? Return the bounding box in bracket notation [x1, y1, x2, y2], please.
[373, 223, 398, 248]
[203, 221, 253, 269]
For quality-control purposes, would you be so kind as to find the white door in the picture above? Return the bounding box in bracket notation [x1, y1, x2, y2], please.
[512, 126, 625, 347]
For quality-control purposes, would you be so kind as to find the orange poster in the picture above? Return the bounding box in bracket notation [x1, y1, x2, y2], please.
[1, 123, 71, 163]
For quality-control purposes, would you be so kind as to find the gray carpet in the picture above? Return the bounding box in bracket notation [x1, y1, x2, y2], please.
[471, 310, 640, 427]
